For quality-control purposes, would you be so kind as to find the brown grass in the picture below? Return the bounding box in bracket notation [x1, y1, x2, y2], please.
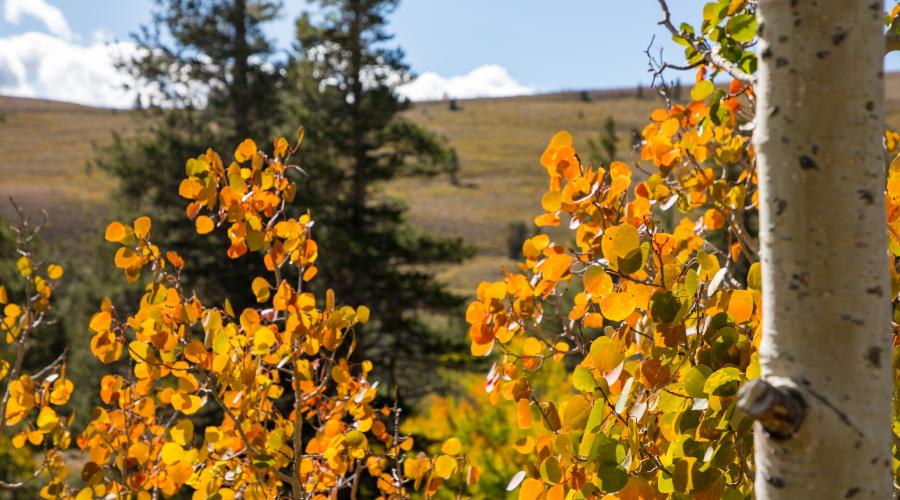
[2, 74, 899, 293]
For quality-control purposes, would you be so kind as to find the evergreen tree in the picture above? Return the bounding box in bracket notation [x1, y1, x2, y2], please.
[94, 0, 284, 307]
[286, 0, 473, 395]
[587, 116, 618, 166]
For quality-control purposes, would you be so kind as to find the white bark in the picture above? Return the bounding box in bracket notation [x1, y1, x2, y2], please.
[752, 0, 892, 497]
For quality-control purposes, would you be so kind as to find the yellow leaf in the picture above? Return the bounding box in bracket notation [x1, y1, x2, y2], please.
[541, 190, 562, 213]
[296, 126, 305, 145]
[441, 437, 462, 456]
[234, 138, 257, 163]
[171, 392, 203, 415]
[253, 326, 277, 354]
[47, 264, 64, 280]
[548, 130, 572, 149]
[486, 281, 507, 300]
[11, 433, 26, 448]
[563, 395, 591, 431]
[434, 455, 457, 479]
[171, 419, 194, 446]
[660, 117, 680, 137]
[691, 80, 715, 102]
[128, 442, 150, 464]
[27, 430, 42, 445]
[196, 215, 215, 235]
[540, 253, 573, 282]
[16, 257, 31, 277]
[36, 406, 58, 431]
[601, 223, 640, 260]
[252, 277, 271, 303]
[133, 216, 152, 239]
[161, 442, 184, 465]
[583, 266, 613, 297]
[89, 311, 112, 332]
[522, 337, 542, 357]
[274, 137, 289, 157]
[600, 292, 635, 322]
[697, 250, 720, 280]
[128, 340, 149, 361]
[356, 305, 370, 323]
[590, 336, 625, 372]
[105, 221, 127, 243]
[49, 378, 73, 405]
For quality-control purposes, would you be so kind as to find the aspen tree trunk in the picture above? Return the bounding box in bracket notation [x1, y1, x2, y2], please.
[751, 0, 892, 497]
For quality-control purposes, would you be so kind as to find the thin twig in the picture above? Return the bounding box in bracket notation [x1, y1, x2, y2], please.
[655, 0, 756, 85]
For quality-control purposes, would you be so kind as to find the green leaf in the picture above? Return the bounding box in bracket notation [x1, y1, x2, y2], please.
[746, 262, 761, 291]
[703, 367, 742, 397]
[252, 454, 276, 468]
[540, 456, 563, 484]
[597, 463, 628, 492]
[572, 366, 598, 392]
[726, 13, 757, 43]
[578, 402, 607, 458]
[683, 365, 713, 398]
[650, 291, 682, 324]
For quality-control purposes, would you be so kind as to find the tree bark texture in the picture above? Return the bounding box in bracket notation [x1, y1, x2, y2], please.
[753, 0, 892, 497]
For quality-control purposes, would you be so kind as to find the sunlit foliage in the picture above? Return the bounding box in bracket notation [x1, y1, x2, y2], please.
[73, 132, 478, 499]
[0, 211, 73, 496]
[0, 130, 477, 498]
[465, 2, 900, 498]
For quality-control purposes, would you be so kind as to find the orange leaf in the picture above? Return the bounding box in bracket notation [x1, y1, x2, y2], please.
[133, 216, 151, 239]
[234, 138, 257, 162]
[728, 289, 754, 323]
[105, 221, 127, 242]
[196, 215, 215, 235]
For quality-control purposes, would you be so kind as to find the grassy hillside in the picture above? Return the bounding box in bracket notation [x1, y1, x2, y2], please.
[2, 75, 899, 294]
[0, 96, 133, 248]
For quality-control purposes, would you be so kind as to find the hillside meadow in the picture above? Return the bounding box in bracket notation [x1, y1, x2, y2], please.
[2, 74, 899, 294]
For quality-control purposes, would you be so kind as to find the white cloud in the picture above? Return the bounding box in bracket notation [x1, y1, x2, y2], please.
[0, 31, 139, 108]
[398, 64, 534, 102]
[3, 0, 73, 40]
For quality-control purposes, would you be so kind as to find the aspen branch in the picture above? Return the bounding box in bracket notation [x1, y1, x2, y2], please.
[0, 463, 45, 489]
[736, 378, 806, 439]
[207, 376, 299, 490]
[656, 0, 757, 86]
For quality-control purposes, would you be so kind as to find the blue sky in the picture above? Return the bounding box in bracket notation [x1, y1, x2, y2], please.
[1, 0, 898, 106]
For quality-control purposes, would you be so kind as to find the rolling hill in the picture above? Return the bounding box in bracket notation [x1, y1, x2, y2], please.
[2, 74, 899, 294]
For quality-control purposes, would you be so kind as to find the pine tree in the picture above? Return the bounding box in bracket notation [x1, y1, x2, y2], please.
[94, 0, 284, 307]
[285, 0, 473, 395]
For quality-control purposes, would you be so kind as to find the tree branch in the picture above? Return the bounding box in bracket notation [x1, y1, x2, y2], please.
[656, 0, 757, 86]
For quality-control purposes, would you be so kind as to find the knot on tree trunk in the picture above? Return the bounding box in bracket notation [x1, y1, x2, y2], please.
[736, 378, 806, 439]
